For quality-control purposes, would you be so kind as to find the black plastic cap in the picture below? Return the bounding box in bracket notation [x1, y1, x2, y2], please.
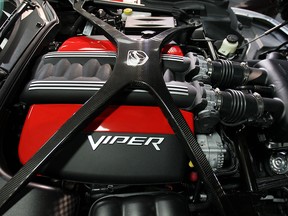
[226, 34, 238, 43]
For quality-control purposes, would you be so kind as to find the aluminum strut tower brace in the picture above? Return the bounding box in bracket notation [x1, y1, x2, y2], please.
[0, 0, 230, 215]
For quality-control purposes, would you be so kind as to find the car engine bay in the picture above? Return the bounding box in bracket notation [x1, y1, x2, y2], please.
[1, 0, 288, 215]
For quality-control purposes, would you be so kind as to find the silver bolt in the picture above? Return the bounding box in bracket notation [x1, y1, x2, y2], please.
[270, 152, 288, 174]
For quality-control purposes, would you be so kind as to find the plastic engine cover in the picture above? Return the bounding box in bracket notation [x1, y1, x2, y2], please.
[89, 193, 190, 216]
[19, 105, 193, 184]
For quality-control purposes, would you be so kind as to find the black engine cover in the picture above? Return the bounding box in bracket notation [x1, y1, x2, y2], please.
[89, 193, 190, 216]
[44, 132, 187, 184]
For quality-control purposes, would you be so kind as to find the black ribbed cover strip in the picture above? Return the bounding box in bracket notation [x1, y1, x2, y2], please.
[89, 194, 190, 216]
[0, 0, 229, 215]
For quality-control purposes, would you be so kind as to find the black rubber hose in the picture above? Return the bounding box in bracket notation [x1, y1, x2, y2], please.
[210, 60, 268, 88]
[220, 90, 257, 123]
[235, 129, 258, 192]
[257, 175, 288, 191]
[262, 97, 285, 120]
[216, 129, 239, 177]
[219, 90, 284, 123]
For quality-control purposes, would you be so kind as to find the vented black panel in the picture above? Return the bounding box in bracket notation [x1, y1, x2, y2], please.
[89, 194, 190, 216]
[20, 53, 197, 109]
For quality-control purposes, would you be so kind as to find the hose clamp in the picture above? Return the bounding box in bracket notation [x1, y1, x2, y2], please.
[206, 58, 213, 76]
[240, 62, 250, 85]
[253, 92, 264, 117]
[214, 88, 222, 110]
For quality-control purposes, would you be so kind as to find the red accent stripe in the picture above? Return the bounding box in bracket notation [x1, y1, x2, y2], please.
[18, 105, 193, 164]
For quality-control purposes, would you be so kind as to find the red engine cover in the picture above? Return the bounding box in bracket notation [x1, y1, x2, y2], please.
[18, 105, 193, 164]
[58, 36, 183, 56]
[58, 36, 117, 52]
